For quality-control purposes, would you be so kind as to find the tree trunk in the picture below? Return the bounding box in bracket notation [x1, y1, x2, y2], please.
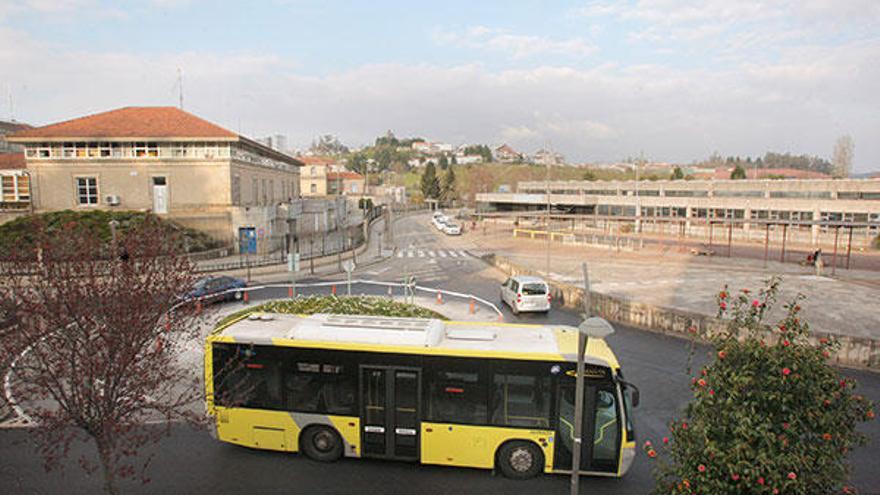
[96, 437, 118, 495]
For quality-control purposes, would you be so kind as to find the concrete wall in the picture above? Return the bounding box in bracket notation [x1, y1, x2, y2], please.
[488, 254, 880, 370]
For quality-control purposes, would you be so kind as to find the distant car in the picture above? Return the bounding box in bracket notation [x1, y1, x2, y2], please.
[186, 275, 247, 303]
[433, 215, 448, 230]
[443, 223, 462, 235]
[499, 275, 551, 315]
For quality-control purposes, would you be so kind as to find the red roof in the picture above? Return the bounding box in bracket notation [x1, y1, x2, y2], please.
[0, 152, 25, 170]
[299, 156, 337, 166]
[327, 171, 364, 180]
[9, 107, 238, 140]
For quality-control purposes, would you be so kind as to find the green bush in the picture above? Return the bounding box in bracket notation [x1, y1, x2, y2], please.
[217, 295, 447, 327]
[0, 210, 221, 255]
[645, 279, 875, 495]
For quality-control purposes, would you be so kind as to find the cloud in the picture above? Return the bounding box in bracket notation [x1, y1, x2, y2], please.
[2, 23, 879, 171]
[433, 26, 597, 59]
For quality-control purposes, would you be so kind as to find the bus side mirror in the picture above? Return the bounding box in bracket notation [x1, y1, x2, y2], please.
[631, 387, 640, 408]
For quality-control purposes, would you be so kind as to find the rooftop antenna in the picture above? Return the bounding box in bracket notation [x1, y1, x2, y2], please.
[176, 67, 184, 109]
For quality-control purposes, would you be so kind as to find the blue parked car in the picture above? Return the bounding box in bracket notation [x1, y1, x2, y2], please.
[186, 275, 247, 303]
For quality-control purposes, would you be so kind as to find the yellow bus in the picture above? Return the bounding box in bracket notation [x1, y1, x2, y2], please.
[204, 313, 639, 479]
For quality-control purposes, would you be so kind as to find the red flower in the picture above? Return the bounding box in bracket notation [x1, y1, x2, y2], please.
[644, 440, 652, 448]
[839, 379, 847, 388]
[731, 473, 740, 481]
[719, 291, 727, 299]
[742, 288, 750, 294]
[782, 367, 791, 376]
[647, 449, 657, 458]
[782, 340, 790, 347]
[823, 399, 831, 407]
[720, 302, 727, 310]
[752, 299, 760, 308]
[823, 433, 832, 441]
[788, 472, 797, 480]
[697, 378, 707, 387]
[662, 437, 669, 444]
[823, 351, 831, 358]
[867, 410, 875, 420]
[698, 464, 706, 473]
[709, 389, 715, 396]
[717, 350, 726, 360]
[782, 422, 790, 429]
[758, 477, 765, 485]
[773, 489, 780, 495]
[794, 305, 801, 312]
[779, 323, 787, 333]
[819, 337, 829, 344]
[681, 422, 688, 430]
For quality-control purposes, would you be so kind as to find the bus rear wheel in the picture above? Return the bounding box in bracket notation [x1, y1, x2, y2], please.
[300, 425, 343, 462]
[497, 441, 543, 479]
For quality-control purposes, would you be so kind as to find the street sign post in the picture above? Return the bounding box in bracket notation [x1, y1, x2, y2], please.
[343, 259, 355, 295]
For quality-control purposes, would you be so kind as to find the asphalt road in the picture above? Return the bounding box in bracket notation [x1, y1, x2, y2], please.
[1, 215, 877, 494]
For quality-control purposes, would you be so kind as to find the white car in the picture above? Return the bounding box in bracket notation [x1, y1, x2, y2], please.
[443, 223, 461, 235]
[432, 215, 448, 230]
[500, 275, 551, 315]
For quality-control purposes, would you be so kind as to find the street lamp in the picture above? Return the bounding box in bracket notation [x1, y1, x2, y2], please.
[570, 316, 615, 495]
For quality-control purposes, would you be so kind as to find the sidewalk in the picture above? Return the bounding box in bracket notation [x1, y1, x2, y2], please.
[447, 220, 880, 341]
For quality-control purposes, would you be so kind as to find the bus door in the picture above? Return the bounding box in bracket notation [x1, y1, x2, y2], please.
[554, 382, 621, 474]
[360, 366, 421, 461]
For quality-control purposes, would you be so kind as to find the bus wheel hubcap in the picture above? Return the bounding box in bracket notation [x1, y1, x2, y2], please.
[510, 448, 533, 472]
[314, 432, 333, 452]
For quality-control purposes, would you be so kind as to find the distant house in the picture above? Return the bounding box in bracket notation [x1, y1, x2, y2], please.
[494, 144, 522, 163]
[327, 171, 365, 196]
[532, 148, 565, 166]
[299, 156, 337, 196]
[412, 141, 453, 155]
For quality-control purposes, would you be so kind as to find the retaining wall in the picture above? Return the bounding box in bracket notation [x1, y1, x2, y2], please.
[486, 254, 880, 371]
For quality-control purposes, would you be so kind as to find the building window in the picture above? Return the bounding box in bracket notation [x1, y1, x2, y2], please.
[231, 175, 241, 206]
[76, 177, 98, 205]
[261, 179, 267, 205]
[269, 179, 275, 203]
[310, 183, 317, 194]
[133, 142, 159, 157]
[311, 166, 317, 177]
[252, 178, 258, 206]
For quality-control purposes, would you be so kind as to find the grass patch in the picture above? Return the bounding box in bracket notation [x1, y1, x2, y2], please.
[217, 295, 447, 327]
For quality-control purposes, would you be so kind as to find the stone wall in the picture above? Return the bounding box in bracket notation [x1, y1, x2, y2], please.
[487, 254, 880, 371]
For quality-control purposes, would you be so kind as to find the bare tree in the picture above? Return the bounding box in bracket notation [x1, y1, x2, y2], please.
[0, 216, 208, 494]
[832, 134, 854, 178]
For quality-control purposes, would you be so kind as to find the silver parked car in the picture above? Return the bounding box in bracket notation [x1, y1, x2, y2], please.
[499, 275, 551, 315]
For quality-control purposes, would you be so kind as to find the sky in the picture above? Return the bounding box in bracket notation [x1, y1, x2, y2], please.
[1, 0, 879, 171]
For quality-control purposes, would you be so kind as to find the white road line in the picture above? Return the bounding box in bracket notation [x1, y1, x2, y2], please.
[448, 251, 458, 258]
[418, 250, 425, 258]
[407, 251, 415, 258]
[428, 251, 435, 257]
[458, 250, 468, 257]
[397, 251, 404, 258]
[439, 251, 448, 258]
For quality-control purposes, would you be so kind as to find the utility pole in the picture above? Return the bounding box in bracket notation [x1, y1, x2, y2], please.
[545, 159, 551, 276]
[177, 67, 184, 110]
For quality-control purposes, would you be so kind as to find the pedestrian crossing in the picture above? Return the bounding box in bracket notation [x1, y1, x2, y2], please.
[396, 249, 470, 259]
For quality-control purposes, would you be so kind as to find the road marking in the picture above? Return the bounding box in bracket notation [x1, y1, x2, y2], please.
[407, 251, 415, 258]
[439, 251, 448, 258]
[448, 250, 458, 258]
[397, 251, 404, 258]
[458, 250, 468, 257]
[418, 250, 425, 258]
[428, 251, 435, 257]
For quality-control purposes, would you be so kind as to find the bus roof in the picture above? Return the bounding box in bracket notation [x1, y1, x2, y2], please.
[210, 313, 620, 370]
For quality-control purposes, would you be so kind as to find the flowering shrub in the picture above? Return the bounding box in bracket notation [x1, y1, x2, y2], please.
[646, 278, 875, 495]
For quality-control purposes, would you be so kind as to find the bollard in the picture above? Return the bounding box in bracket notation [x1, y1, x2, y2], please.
[497, 313, 504, 322]
[387, 286, 393, 298]
[288, 286, 294, 298]
[243, 291, 249, 303]
[436, 291, 443, 305]
[469, 298, 475, 314]
[332, 285, 337, 295]
[195, 300, 202, 315]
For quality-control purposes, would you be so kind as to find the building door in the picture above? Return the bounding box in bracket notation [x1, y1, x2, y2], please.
[360, 366, 421, 461]
[238, 227, 257, 254]
[554, 382, 621, 474]
[152, 176, 168, 214]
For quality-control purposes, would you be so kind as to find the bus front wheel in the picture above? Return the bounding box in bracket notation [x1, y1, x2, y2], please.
[300, 425, 344, 462]
[497, 440, 544, 479]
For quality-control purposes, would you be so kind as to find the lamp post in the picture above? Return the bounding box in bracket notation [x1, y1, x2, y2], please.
[570, 262, 615, 495]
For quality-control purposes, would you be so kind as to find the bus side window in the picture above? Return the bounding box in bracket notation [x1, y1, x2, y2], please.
[490, 371, 551, 428]
[426, 361, 488, 425]
[213, 344, 283, 410]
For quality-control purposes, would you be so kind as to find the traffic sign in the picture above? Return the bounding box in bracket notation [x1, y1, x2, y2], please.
[342, 260, 355, 273]
[287, 253, 300, 272]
